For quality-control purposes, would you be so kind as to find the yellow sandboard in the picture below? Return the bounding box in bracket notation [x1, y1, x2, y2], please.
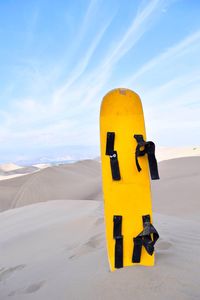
[100, 88, 159, 271]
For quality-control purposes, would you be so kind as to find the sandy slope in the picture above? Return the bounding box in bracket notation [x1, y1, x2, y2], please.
[0, 160, 102, 212]
[152, 157, 200, 221]
[0, 200, 199, 300]
[0, 157, 200, 299]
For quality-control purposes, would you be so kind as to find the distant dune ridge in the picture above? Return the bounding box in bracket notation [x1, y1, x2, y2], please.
[0, 166, 38, 177]
[0, 152, 200, 299]
[0, 163, 23, 172]
[0, 163, 39, 181]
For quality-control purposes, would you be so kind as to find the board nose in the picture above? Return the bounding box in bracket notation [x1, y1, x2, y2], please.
[100, 88, 143, 116]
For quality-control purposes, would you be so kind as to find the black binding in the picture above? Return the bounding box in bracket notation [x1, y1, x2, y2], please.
[106, 132, 121, 180]
[132, 214, 159, 263]
[113, 215, 123, 268]
[134, 134, 159, 180]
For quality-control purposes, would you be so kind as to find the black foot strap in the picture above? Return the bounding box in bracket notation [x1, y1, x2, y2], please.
[106, 132, 121, 180]
[113, 215, 123, 268]
[132, 214, 159, 263]
[134, 134, 159, 180]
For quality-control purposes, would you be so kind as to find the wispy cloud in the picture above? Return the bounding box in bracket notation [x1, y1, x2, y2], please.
[126, 29, 200, 85]
[142, 71, 200, 145]
[102, 0, 162, 68]
[78, 0, 103, 39]
[142, 69, 200, 104]
[55, 0, 165, 110]
[53, 15, 114, 106]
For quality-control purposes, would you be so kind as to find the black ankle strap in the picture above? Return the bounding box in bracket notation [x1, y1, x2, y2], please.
[134, 134, 159, 180]
[132, 214, 159, 263]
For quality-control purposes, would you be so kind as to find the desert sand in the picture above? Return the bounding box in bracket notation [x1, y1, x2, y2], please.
[0, 150, 200, 299]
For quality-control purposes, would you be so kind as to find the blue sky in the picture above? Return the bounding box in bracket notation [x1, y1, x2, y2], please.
[0, 0, 200, 164]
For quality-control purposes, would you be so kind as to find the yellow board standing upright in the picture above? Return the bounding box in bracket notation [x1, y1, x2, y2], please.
[100, 88, 159, 271]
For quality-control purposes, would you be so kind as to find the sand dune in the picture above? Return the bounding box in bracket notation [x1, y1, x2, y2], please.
[0, 160, 102, 212]
[0, 157, 200, 299]
[0, 199, 199, 300]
